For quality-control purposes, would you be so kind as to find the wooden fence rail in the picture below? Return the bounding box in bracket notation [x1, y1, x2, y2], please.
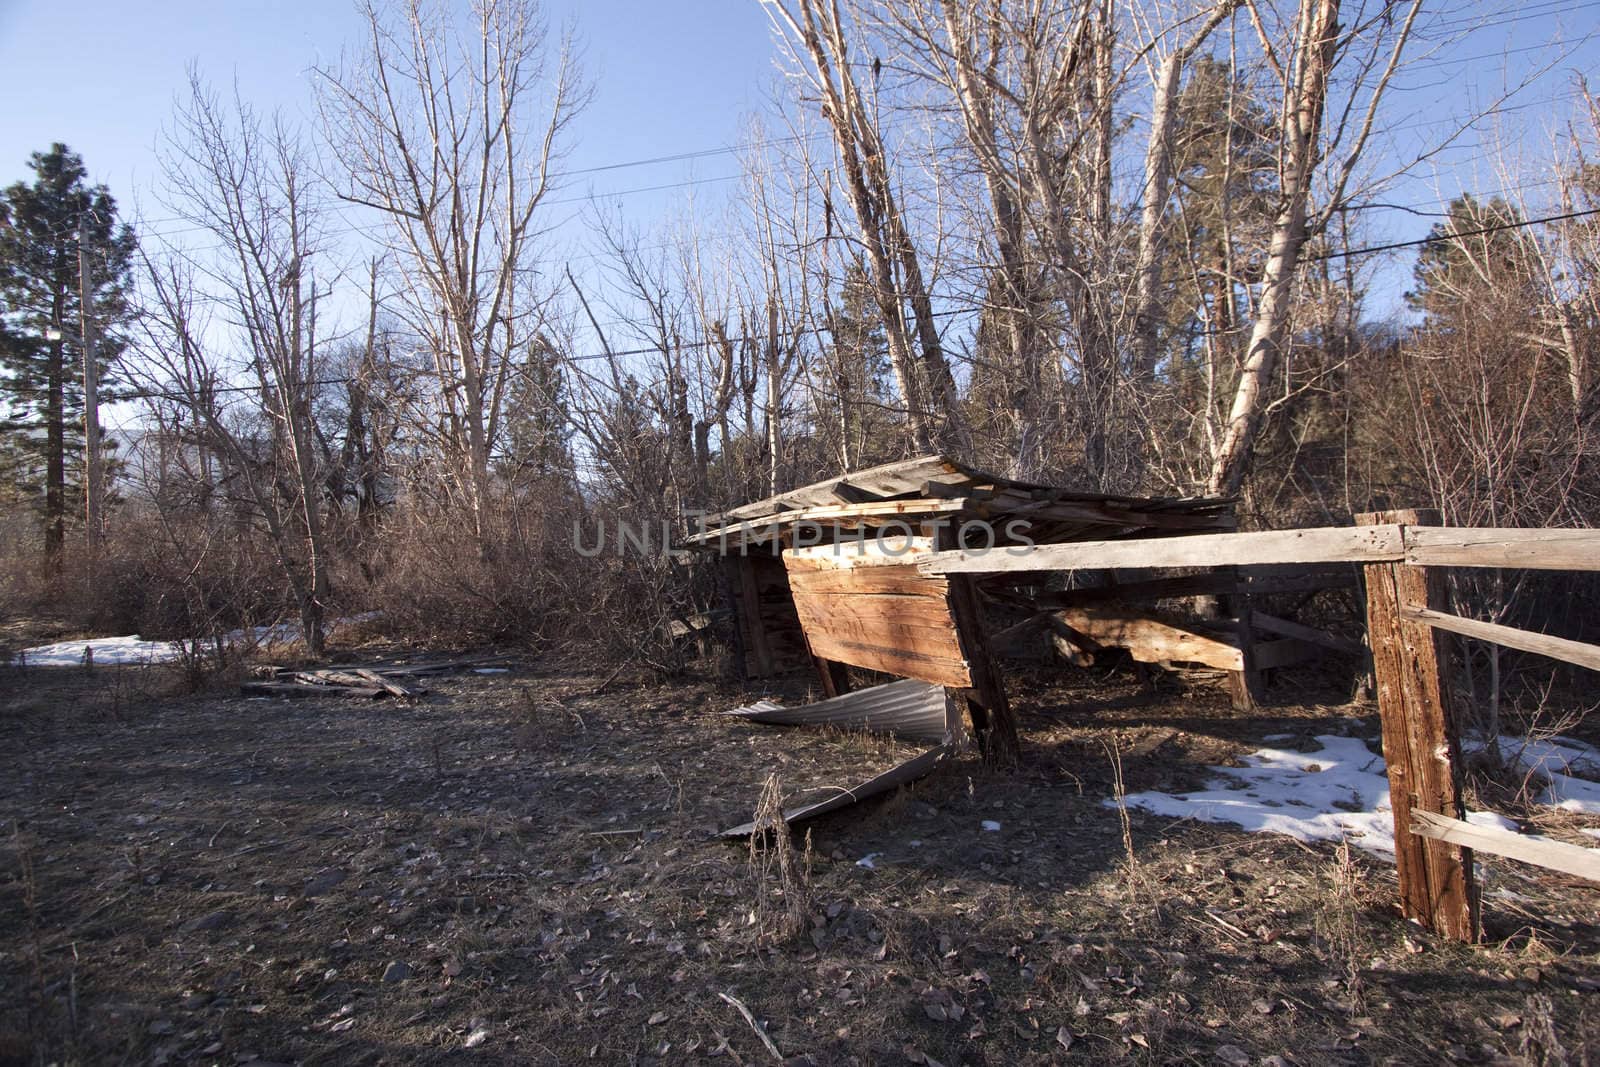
[917, 524, 1600, 575]
[920, 515, 1600, 943]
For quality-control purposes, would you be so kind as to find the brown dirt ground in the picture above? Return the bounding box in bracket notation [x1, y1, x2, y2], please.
[0, 647, 1596, 1067]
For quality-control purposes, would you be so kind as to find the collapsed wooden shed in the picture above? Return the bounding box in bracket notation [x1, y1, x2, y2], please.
[687, 454, 1239, 758]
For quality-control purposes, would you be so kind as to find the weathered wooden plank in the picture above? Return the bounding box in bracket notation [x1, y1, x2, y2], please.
[1053, 607, 1244, 672]
[1359, 510, 1478, 943]
[293, 669, 375, 688]
[784, 567, 950, 598]
[789, 590, 964, 632]
[789, 608, 964, 654]
[920, 525, 1407, 574]
[1401, 606, 1600, 673]
[353, 669, 415, 698]
[1250, 612, 1367, 657]
[800, 631, 972, 688]
[785, 544, 971, 688]
[1410, 811, 1600, 884]
[1404, 526, 1600, 571]
[786, 537, 936, 566]
[707, 455, 964, 524]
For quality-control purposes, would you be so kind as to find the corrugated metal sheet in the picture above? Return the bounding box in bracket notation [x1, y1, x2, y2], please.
[724, 679, 959, 745]
[719, 745, 951, 837]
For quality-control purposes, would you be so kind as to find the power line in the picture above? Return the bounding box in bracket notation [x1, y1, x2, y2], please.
[113, 202, 1600, 405]
[1306, 205, 1600, 262]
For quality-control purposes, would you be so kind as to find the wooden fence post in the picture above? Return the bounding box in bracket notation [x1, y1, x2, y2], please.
[1357, 510, 1479, 942]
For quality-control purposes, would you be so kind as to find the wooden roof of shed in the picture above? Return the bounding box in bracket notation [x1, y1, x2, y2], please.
[688, 454, 1233, 551]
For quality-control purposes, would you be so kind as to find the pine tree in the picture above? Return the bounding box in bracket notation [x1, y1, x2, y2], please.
[0, 144, 136, 572]
[817, 260, 893, 468]
[1405, 195, 1536, 326]
[499, 335, 575, 489]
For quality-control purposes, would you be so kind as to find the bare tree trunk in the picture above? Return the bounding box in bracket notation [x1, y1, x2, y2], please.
[1206, 0, 1337, 498]
[1207, 0, 1423, 497]
[1130, 0, 1241, 385]
[766, 0, 963, 452]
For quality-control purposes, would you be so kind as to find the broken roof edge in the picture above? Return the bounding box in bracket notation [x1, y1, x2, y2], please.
[686, 454, 1234, 550]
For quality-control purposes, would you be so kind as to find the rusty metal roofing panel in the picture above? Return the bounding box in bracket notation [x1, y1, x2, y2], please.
[724, 678, 959, 745]
[718, 745, 952, 837]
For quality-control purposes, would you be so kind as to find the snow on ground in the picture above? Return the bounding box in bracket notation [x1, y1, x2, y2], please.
[1112, 733, 1600, 861]
[17, 614, 380, 668]
[1464, 734, 1600, 815]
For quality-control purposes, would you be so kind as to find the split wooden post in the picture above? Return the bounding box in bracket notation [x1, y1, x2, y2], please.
[937, 527, 1019, 767]
[1357, 509, 1478, 942]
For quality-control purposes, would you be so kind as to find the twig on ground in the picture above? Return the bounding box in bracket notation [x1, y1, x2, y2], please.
[718, 991, 783, 1062]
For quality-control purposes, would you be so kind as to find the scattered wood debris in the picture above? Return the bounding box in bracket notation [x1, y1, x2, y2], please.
[239, 655, 512, 698]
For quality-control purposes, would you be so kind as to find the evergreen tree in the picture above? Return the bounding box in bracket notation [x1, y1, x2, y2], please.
[817, 259, 893, 468]
[499, 335, 575, 488]
[1405, 195, 1536, 326]
[0, 144, 136, 571]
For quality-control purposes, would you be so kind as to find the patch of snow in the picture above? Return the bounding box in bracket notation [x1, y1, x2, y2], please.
[1582, 828, 1600, 840]
[980, 820, 1002, 832]
[1110, 733, 1599, 862]
[1465, 734, 1600, 814]
[1113, 735, 1399, 857]
[473, 668, 510, 675]
[1262, 733, 1295, 742]
[855, 853, 881, 870]
[20, 634, 186, 667]
[1542, 773, 1600, 815]
[19, 615, 380, 668]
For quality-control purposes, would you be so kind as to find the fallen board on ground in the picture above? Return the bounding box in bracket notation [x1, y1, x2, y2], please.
[719, 745, 952, 837]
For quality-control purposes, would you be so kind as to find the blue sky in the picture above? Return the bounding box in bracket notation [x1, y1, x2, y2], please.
[0, 0, 777, 235]
[0, 0, 1595, 336]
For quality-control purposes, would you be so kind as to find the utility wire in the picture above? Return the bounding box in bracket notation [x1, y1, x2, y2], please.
[108, 201, 1600, 405]
[1305, 205, 1600, 261]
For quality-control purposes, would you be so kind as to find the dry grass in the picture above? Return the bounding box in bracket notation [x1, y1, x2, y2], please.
[0, 658, 1594, 1065]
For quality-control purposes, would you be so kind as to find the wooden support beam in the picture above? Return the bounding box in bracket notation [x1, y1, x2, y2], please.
[1226, 584, 1259, 711]
[939, 527, 1018, 768]
[1402, 606, 1600, 673]
[1053, 606, 1244, 672]
[1359, 510, 1479, 942]
[812, 656, 852, 699]
[1251, 612, 1367, 657]
[732, 556, 775, 677]
[1410, 811, 1600, 884]
[919, 525, 1406, 574]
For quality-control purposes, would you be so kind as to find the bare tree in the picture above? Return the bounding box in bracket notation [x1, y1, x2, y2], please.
[1128, 0, 1244, 387]
[316, 0, 585, 548]
[764, 0, 963, 453]
[140, 76, 338, 654]
[1205, 0, 1423, 497]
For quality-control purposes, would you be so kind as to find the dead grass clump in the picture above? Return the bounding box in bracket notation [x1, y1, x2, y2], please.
[1104, 738, 1150, 906]
[1314, 838, 1369, 1015]
[745, 774, 812, 946]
